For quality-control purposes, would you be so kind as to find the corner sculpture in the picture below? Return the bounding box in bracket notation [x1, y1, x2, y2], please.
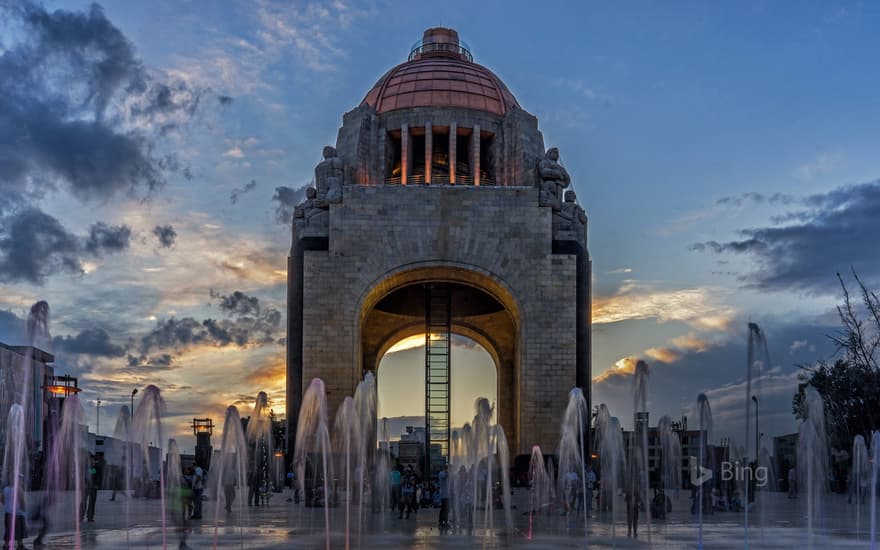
[292, 146, 345, 236]
[537, 147, 571, 211]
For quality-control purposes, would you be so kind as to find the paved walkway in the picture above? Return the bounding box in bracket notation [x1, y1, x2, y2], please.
[17, 489, 877, 548]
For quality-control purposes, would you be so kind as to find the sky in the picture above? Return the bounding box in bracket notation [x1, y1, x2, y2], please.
[1, 0, 879, 455]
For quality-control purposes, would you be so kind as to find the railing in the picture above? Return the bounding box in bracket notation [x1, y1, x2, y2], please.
[408, 41, 473, 62]
[382, 174, 495, 186]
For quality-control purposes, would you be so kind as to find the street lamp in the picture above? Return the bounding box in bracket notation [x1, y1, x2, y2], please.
[131, 388, 138, 415]
[752, 395, 759, 463]
[97, 398, 102, 436]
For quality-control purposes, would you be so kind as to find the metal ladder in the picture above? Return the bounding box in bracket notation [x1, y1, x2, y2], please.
[424, 285, 451, 478]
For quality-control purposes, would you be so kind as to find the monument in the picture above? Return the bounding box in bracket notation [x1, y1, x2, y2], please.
[287, 27, 591, 467]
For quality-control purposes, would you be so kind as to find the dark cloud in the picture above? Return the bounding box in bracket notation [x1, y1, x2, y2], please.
[212, 290, 260, 316]
[230, 180, 257, 204]
[0, 1, 202, 209]
[137, 290, 282, 354]
[84, 222, 132, 255]
[126, 353, 174, 369]
[53, 328, 125, 357]
[715, 192, 795, 208]
[218, 95, 234, 106]
[272, 185, 309, 224]
[0, 208, 83, 283]
[0, 310, 27, 344]
[0, 208, 135, 284]
[692, 181, 880, 294]
[153, 224, 177, 248]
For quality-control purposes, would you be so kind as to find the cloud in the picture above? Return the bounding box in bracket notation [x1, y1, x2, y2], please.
[153, 225, 177, 248]
[53, 328, 125, 358]
[593, 281, 736, 331]
[0, 208, 135, 284]
[230, 180, 257, 204]
[272, 184, 309, 224]
[0, 309, 27, 344]
[669, 333, 711, 353]
[0, 1, 204, 209]
[644, 347, 680, 364]
[212, 289, 261, 317]
[84, 223, 132, 255]
[594, 356, 640, 383]
[607, 267, 633, 275]
[137, 290, 282, 354]
[217, 95, 234, 105]
[691, 181, 880, 294]
[789, 339, 814, 355]
[795, 151, 842, 181]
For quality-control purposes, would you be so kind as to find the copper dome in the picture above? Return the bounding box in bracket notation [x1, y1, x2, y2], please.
[361, 28, 520, 116]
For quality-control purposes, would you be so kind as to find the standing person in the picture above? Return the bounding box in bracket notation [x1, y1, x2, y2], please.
[564, 468, 579, 515]
[438, 465, 449, 528]
[400, 476, 416, 519]
[787, 466, 797, 499]
[390, 464, 402, 514]
[191, 461, 205, 519]
[81, 454, 99, 522]
[2, 480, 26, 550]
[624, 474, 641, 538]
[585, 463, 597, 513]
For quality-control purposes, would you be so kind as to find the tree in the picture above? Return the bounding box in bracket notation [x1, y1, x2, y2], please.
[794, 270, 880, 450]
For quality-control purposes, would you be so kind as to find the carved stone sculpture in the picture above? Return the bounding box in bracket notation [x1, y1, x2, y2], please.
[293, 186, 328, 236]
[315, 145, 343, 204]
[537, 147, 571, 211]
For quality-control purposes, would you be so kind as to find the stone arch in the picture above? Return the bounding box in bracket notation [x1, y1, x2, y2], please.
[355, 262, 520, 451]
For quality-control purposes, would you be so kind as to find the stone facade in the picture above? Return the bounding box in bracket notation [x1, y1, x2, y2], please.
[286, 28, 591, 458]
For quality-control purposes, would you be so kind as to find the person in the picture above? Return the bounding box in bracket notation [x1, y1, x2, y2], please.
[2, 480, 26, 550]
[191, 462, 205, 519]
[223, 463, 237, 513]
[624, 475, 641, 538]
[438, 465, 449, 528]
[787, 466, 798, 498]
[81, 454, 100, 522]
[564, 469, 580, 515]
[171, 466, 193, 549]
[390, 463, 402, 513]
[400, 476, 416, 519]
[585, 463, 597, 512]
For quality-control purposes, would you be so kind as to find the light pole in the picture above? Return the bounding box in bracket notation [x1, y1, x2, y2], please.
[131, 388, 138, 415]
[97, 398, 102, 436]
[752, 395, 759, 462]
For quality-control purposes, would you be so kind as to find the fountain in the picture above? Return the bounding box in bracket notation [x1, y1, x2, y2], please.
[130, 385, 168, 548]
[631, 360, 651, 541]
[213, 405, 249, 548]
[798, 385, 828, 549]
[111, 405, 132, 542]
[557, 387, 589, 535]
[696, 392, 713, 549]
[853, 434, 869, 538]
[333, 396, 360, 550]
[353, 372, 377, 539]
[527, 445, 548, 539]
[246, 391, 274, 508]
[294, 378, 332, 550]
[872, 431, 880, 548]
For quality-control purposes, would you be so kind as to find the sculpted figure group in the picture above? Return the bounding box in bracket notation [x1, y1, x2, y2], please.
[538, 147, 571, 211]
[293, 146, 344, 234]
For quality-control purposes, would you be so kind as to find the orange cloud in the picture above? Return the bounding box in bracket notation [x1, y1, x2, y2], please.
[594, 356, 639, 383]
[670, 332, 711, 353]
[593, 282, 735, 331]
[644, 347, 680, 363]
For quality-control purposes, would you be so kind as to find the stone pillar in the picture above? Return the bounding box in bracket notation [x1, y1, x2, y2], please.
[449, 123, 457, 184]
[401, 123, 409, 185]
[425, 123, 432, 184]
[472, 124, 480, 186]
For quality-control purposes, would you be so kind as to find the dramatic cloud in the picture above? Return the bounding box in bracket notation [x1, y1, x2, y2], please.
[212, 290, 261, 316]
[53, 328, 125, 358]
[0, 2, 202, 208]
[137, 290, 282, 354]
[0, 208, 137, 284]
[153, 224, 177, 248]
[272, 184, 309, 224]
[230, 180, 257, 204]
[84, 223, 132, 255]
[644, 347, 681, 364]
[593, 281, 736, 331]
[0, 310, 27, 344]
[691, 181, 880, 294]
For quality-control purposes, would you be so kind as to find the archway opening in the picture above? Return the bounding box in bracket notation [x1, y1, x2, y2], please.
[376, 333, 497, 450]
